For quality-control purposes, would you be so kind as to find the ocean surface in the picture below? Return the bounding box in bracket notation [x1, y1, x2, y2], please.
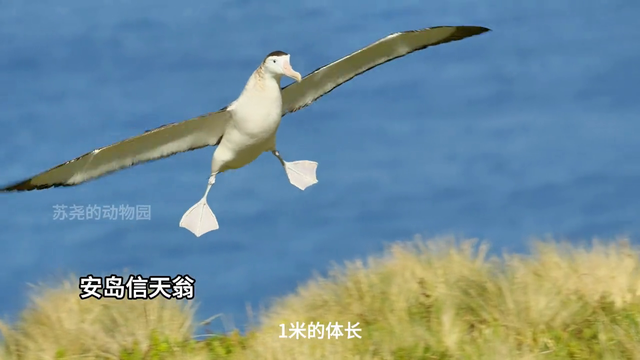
[1, 0, 639, 332]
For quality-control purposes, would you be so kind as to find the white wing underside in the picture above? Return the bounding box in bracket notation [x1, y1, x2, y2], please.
[281, 26, 489, 115]
[0, 110, 232, 191]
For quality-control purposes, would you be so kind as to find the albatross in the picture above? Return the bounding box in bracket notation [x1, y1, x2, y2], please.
[0, 25, 490, 237]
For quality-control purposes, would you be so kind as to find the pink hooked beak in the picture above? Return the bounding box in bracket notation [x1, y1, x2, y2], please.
[282, 58, 302, 82]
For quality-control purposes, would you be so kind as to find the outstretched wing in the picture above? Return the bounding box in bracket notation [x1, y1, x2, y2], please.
[0, 109, 232, 191]
[281, 25, 490, 115]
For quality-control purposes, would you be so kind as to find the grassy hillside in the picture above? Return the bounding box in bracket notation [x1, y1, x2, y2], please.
[2, 236, 640, 359]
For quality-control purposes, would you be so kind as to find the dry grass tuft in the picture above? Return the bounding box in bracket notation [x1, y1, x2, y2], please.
[240, 236, 640, 359]
[0, 276, 195, 359]
[2, 236, 640, 359]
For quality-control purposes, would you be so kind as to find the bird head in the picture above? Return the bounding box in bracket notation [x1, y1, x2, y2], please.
[262, 51, 302, 83]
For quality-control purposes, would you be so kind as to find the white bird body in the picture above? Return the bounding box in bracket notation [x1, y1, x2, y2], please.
[214, 68, 284, 172]
[178, 52, 317, 236]
[0, 25, 491, 237]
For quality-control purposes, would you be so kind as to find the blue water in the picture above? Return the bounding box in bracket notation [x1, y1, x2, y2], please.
[1, 0, 639, 332]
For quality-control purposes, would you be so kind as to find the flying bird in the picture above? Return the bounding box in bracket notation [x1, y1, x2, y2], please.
[0, 25, 491, 237]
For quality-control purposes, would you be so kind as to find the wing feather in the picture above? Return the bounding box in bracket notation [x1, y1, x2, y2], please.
[281, 25, 490, 115]
[0, 109, 232, 191]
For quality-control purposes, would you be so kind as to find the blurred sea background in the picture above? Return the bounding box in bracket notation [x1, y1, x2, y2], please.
[1, 0, 639, 331]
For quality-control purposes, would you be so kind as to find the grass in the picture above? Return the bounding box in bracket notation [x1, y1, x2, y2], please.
[2, 236, 640, 359]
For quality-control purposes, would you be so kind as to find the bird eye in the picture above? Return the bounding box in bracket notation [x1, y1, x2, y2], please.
[272, 59, 276, 63]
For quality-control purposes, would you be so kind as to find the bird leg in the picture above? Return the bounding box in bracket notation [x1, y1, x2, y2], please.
[272, 150, 318, 190]
[179, 172, 219, 237]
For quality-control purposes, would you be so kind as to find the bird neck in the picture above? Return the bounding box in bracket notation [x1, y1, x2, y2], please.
[244, 67, 281, 93]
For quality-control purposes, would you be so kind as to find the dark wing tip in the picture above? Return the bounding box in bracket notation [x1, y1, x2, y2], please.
[0, 177, 64, 192]
[449, 25, 492, 37]
[401, 25, 491, 53]
[418, 25, 491, 40]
